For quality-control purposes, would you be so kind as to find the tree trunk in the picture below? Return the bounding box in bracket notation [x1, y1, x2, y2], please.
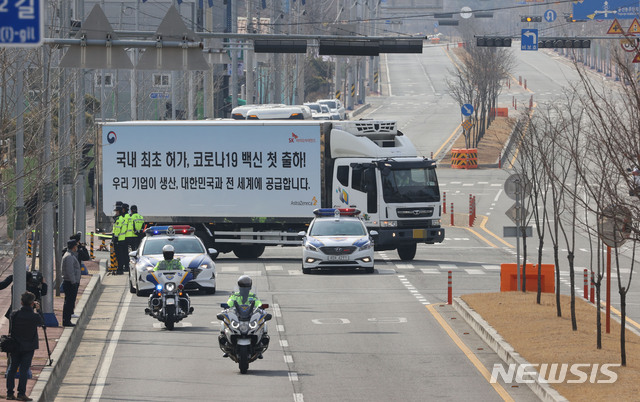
[620, 288, 627, 366]
[554, 245, 562, 317]
[568, 251, 577, 330]
[536, 237, 543, 304]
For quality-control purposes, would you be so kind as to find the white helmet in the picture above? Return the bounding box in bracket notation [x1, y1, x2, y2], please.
[162, 244, 175, 260]
[162, 245, 174, 253]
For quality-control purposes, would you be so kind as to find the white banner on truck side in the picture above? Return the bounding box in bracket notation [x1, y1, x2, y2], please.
[101, 122, 322, 218]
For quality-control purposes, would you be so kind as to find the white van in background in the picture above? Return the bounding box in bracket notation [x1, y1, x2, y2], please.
[231, 104, 286, 120]
[317, 99, 346, 120]
[245, 105, 313, 120]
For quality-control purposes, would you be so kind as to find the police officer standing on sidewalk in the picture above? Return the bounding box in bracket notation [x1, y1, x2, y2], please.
[112, 203, 127, 275]
[129, 205, 145, 250]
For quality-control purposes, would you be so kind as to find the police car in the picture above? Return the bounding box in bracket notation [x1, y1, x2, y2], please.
[128, 225, 217, 296]
[299, 208, 377, 274]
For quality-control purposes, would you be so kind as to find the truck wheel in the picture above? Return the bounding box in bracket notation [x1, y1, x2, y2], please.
[233, 245, 265, 259]
[397, 244, 417, 261]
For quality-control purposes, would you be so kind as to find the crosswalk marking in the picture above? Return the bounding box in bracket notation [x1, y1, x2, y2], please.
[482, 265, 500, 271]
[266, 265, 283, 271]
[439, 264, 458, 270]
[421, 268, 439, 274]
[465, 269, 484, 275]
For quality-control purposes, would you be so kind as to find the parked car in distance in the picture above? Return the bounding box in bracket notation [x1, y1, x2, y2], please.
[317, 99, 346, 120]
[304, 102, 332, 120]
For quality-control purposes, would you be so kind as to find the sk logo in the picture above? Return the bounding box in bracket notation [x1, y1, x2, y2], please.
[289, 132, 299, 143]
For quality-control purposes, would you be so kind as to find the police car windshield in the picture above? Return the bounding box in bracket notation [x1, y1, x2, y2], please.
[142, 238, 205, 255]
[381, 167, 440, 203]
[310, 220, 366, 236]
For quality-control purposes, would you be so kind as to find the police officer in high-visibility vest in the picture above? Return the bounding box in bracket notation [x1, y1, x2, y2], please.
[120, 203, 132, 272]
[112, 203, 128, 275]
[129, 205, 145, 250]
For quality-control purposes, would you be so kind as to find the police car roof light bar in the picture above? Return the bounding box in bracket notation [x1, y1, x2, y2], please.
[145, 225, 196, 236]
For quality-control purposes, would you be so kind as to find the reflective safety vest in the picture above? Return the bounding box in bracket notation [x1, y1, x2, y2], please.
[131, 213, 145, 234]
[125, 213, 136, 238]
[113, 215, 126, 240]
[118, 214, 130, 241]
[153, 259, 185, 271]
[227, 292, 262, 308]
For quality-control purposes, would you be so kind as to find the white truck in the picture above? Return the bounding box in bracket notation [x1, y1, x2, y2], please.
[96, 120, 444, 260]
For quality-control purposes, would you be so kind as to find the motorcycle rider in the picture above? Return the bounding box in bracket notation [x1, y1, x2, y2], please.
[226, 275, 262, 308]
[149, 245, 191, 314]
[220, 275, 267, 358]
[153, 245, 184, 271]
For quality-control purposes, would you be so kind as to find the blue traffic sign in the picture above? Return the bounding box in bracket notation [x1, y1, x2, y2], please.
[521, 29, 538, 51]
[461, 104, 473, 116]
[544, 9, 557, 22]
[150, 92, 170, 99]
[573, 0, 640, 20]
[0, 0, 43, 47]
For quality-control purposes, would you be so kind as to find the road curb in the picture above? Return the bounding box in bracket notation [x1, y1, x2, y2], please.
[350, 103, 371, 118]
[453, 297, 568, 402]
[31, 269, 106, 402]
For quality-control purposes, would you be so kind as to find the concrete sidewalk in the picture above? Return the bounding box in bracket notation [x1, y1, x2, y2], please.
[0, 207, 112, 401]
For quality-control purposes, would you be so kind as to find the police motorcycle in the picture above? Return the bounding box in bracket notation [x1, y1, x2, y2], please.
[216, 277, 272, 374]
[144, 269, 194, 330]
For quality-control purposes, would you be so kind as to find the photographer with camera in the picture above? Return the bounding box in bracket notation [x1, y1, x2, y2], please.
[2, 272, 47, 326]
[4, 291, 43, 401]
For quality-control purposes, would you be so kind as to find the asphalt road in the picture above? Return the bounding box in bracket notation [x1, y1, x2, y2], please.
[53, 45, 639, 401]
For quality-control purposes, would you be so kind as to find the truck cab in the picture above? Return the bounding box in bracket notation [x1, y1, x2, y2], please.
[327, 121, 444, 260]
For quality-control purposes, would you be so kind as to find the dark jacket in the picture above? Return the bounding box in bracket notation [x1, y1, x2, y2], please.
[2, 275, 48, 320]
[10, 306, 43, 352]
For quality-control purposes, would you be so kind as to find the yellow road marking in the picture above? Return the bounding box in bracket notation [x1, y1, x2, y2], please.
[599, 302, 640, 332]
[464, 215, 515, 249]
[435, 123, 462, 160]
[462, 226, 498, 248]
[427, 304, 515, 402]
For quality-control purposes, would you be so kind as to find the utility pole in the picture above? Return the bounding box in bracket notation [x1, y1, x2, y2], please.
[246, 0, 254, 104]
[41, 46, 57, 326]
[273, 0, 282, 103]
[231, 0, 238, 108]
[12, 53, 27, 314]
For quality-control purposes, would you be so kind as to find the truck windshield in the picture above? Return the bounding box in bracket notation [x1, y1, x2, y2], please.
[381, 167, 440, 203]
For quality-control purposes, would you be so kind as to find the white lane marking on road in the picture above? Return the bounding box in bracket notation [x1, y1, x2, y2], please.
[396, 264, 414, 269]
[266, 265, 283, 271]
[289, 372, 299, 381]
[385, 53, 392, 97]
[398, 275, 430, 304]
[478, 182, 489, 184]
[482, 265, 501, 271]
[491, 183, 502, 187]
[90, 291, 133, 402]
[284, 355, 294, 363]
[277, 325, 285, 332]
[439, 264, 458, 270]
[280, 340, 289, 347]
[289, 270, 302, 275]
[465, 269, 485, 275]
[421, 268, 439, 274]
[377, 268, 396, 274]
[273, 304, 282, 317]
[494, 189, 503, 202]
[221, 266, 239, 272]
[294, 393, 304, 402]
[462, 183, 474, 187]
[243, 270, 262, 276]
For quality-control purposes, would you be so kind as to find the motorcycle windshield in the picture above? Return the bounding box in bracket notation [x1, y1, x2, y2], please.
[235, 302, 255, 321]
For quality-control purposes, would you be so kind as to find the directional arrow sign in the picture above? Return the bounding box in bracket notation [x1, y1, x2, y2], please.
[573, 0, 640, 20]
[461, 104, 474, 116]
[521, 29, 538, 51]
[544, 9, 557, 22]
